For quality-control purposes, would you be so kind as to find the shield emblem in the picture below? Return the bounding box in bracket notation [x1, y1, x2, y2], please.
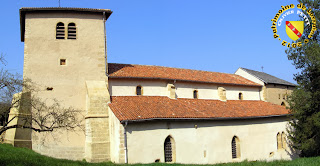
[286, 21, 304, 41]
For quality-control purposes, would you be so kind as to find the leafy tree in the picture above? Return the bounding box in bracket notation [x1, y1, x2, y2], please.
[286, 0, 320, 157]
[0, 54, 84, 138]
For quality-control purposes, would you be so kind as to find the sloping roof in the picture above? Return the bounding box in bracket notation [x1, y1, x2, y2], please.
[109, 96, 289, 122]
[240, 68, 296, 86]
[108, 63, 261, 87]
[20, 7, 113, 42]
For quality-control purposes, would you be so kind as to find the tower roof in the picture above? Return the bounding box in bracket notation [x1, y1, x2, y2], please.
[19, 7, 113, 42]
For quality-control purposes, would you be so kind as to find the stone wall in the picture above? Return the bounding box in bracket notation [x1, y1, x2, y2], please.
[265, 84, 294, 106]
[124, 117, 296, 164]
[4, 92, 32, 149]
[109, 79, 261, 101]
[109, 107, 126, 163]
[85, 81, 110, 162]
[21, 11, 109, 161]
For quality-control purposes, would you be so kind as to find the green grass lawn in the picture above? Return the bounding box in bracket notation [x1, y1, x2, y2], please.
[0, 143, 320, 166]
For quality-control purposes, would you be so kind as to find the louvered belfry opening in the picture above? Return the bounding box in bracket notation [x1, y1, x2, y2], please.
[164, 137, 173, 162]
[68, 23, 77, 39]
[232, 136, 237, 159]
[56, 22, 65, 39]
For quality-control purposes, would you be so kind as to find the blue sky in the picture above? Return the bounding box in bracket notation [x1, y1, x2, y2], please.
[0, 0, 305, 83]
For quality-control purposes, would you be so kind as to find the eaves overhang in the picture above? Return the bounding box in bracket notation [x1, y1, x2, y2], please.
[120, 114, 291, 124]
[108, 76, 263, 88]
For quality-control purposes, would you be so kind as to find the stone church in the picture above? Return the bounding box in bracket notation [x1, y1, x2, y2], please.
[4, 7, 296, 164]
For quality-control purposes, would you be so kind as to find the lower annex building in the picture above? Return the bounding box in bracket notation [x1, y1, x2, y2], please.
[4, 7, 297, 164]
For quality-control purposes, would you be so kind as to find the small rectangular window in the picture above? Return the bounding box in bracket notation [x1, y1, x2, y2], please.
[60, 59, 66, 65]
[136, 86, 142, 95]
[46, 87, 53, 91]
[193, 90, 198, 99]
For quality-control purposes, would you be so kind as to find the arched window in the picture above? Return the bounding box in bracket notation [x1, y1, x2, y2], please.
[164, 136, 175, 162]
[277, 132, 287, 150]
[231, 136, 240, 159]
[277, 132, 282, 149]
[136, 86, 142, 96]
[193, 90, 198, 99]
[56, 22, 65, 39]
[239, 93, 243, 100]
[281, 132, 287, 149]
[68, 23, 76, 39]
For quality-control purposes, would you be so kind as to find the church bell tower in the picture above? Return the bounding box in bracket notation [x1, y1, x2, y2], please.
[6, 8, 113, 162]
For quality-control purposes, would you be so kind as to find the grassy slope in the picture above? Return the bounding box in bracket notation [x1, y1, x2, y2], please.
[1, 144, 320, 166]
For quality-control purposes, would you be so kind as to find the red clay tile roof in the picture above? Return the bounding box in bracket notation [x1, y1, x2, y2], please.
[108, 63, 261, 87]
[109, 96, 289, 122]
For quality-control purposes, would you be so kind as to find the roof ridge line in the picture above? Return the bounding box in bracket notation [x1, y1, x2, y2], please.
[240, 67, 267, 83]
[109, 63, 241, 76]
[240, 67, 296, 86]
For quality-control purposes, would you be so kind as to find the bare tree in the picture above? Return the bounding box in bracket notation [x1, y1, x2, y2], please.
[0, 54, 84, 136]
[0, 53, 22, 127]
